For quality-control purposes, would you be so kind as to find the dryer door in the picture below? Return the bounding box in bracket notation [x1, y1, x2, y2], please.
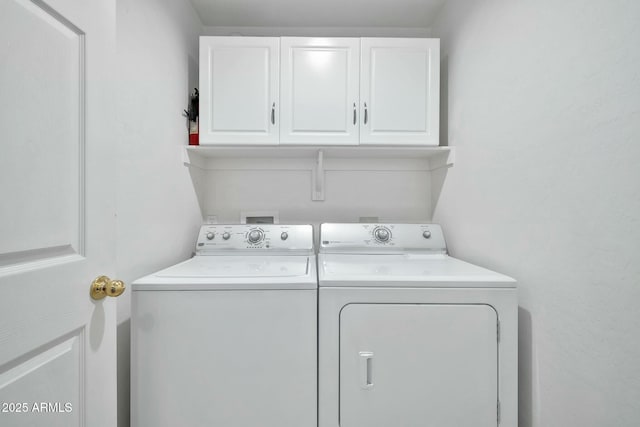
[340, 304, 498, 427]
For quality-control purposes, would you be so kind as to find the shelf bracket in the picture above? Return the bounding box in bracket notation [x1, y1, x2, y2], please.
[182, 146, 209, 169]
[427, 147, 456, 171]
[182, 146, 192, 167]
[311, 150, 325, 201]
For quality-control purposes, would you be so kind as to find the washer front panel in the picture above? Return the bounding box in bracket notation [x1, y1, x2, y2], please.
[132, 289, 317, 427]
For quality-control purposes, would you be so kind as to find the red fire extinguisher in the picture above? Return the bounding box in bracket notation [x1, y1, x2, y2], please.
[185, 88, 199, 145]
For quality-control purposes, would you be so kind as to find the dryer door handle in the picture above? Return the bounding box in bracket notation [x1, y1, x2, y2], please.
[359, 351, 374, 390]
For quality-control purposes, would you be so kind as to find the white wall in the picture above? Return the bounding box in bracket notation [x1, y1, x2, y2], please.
[431, 1, 640, 426]
[116, 0, 203, 426]
[198, 164, 433, 224]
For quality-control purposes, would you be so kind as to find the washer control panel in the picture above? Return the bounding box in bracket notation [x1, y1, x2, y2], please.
[196, 224, 313, 254]
[320, 223, 447, 253]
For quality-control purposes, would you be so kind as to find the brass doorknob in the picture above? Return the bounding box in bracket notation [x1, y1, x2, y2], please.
[90, 275, 126, 300]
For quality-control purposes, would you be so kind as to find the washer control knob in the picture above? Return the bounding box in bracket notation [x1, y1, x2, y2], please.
[374, 227, 390, 242]
[422, 230, 432, 239]
[281, 232, 289, 240]
[206, 232, 214, 240]
[248, 229, 263, 244]
[222, 232, 231, 240]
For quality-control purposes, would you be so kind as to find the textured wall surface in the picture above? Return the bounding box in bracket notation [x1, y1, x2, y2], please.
[201, 167, 433, 224]
[432, 1, 640, 426]
[115, 1, 203, 425]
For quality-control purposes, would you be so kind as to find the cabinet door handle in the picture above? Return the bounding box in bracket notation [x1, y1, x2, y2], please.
[353, 102, 357, 125]
[364, 102, 368, 125]
[271, 102, 276, 125]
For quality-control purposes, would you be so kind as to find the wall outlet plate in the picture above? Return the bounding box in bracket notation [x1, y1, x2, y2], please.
[241, 210, 279, 224]
[359, 216, 379, 223]
[205, 215, 217, 224]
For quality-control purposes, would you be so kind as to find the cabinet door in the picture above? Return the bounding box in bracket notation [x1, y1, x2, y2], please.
[199, 37, 279, 145]
[280, 37, 359, 145]
[361, 38, 440, 145]
[340, 304, 498, 427]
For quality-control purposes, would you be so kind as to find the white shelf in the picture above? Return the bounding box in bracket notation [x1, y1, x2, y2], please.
[182, 145, 454, 202]
[183, 145, 455, 170]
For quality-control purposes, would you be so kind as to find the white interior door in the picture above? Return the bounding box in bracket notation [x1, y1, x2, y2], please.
[280, 37, 360, 145]
[340, 304, 498, 427]
[0, 0, 117, 426]
[199, 36, 280, 145]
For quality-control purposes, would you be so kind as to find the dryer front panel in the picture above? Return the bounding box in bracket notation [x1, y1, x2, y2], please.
[339, 303, 498, 427]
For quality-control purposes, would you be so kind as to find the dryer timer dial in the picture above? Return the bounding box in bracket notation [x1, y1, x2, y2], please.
[373, 227, 391, 242]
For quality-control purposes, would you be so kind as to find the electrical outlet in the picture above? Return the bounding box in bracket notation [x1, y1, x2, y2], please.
[241, 211, 279, 224]
[359, 216, 379, 223]
[205, 215, 217, 224]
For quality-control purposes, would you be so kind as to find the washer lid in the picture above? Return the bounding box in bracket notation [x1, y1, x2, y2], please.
[156, 255, 310, 278]
[133, 255, 317, 290]
[319, 254, 515, 288]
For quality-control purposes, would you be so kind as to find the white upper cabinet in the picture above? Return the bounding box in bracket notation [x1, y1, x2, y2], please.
[199, 37, 279, 145]
[360, 38, 440, 145]
[197, 37, 440, 146]
[280, 38, 360, 145]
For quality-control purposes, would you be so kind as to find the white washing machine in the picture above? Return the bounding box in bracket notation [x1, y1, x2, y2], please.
[318, 223, 517, 427]
[131, 224, 317, 427]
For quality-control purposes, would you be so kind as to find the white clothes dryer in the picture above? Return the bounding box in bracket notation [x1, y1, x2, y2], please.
[131, 224, 317, 427]
[318, 223, 517, 427]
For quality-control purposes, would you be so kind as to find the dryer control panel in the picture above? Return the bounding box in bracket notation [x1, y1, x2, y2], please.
[319, 223, 447, 254]
[196, 224, 314, 255]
